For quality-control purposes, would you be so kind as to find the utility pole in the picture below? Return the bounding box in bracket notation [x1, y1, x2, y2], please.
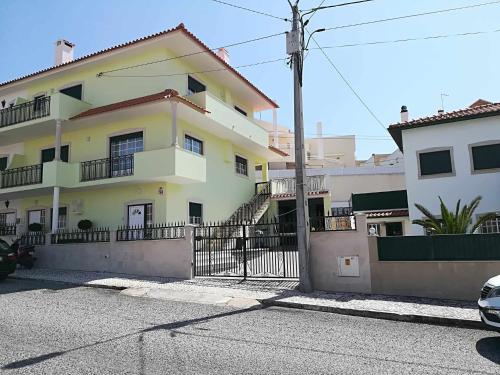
[287, 2, 312, 293]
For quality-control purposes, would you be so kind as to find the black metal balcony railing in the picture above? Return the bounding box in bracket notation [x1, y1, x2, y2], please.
[80, 155, 134, 182]
[0, 164, 43, 189]
[0, 224, 16, 236]
[116, 222, 185, 241]
[51, 228, 111, 244]
[0, 97, 51, 128]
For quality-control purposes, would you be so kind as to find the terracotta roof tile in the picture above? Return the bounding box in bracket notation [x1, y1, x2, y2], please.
[365, 209, 409, 218]
[271, 190, 329, 199]
[70, 89, 208, 120]
[0, 23, 278, 109]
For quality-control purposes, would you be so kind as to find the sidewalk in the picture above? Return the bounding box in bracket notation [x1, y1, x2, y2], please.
[12, 268, 484, 329]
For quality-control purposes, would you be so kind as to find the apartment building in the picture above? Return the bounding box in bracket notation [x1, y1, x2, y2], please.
[0, 24, 282, 233]
[389, 100, 500, 235]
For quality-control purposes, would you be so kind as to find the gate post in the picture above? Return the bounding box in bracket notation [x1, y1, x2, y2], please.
[242, 224, 247, 279]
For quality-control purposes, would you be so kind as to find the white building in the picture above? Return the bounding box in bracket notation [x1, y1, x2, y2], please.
[388, 100, 500, 235]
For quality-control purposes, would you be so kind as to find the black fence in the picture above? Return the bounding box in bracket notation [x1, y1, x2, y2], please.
[0, 96, 51, 128]
[19, 232, 46, 246]
[194, 220, 298, 278]
[116, 223, 185, 241]
[310, 215, 357, 232]
[51, 228, 111, 244]
[0, 224, 16, 236]
[0, 164, 43, 188]
[378, 234, 500, 261]
[80, 155, 134, 182]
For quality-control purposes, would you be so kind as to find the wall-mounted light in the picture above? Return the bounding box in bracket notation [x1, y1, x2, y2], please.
[158, 187, 164, 196]
[1, 100, 5, 108]
[4, 200, 9, 209]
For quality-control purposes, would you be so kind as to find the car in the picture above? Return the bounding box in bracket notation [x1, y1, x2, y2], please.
[478, 275, 500, 330]
[0, 239, 16, 281]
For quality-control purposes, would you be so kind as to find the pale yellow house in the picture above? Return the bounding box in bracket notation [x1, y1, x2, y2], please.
[0, 24, 284, 232]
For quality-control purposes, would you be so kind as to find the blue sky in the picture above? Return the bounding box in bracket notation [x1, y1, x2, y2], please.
[1, 0, 499, 159]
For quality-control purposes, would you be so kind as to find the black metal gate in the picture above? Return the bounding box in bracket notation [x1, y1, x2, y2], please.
[194, 220, 298, 278]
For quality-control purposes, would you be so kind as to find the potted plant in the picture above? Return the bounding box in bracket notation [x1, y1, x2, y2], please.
[77, 220, 93, 231]
[28, 223, 43, 232]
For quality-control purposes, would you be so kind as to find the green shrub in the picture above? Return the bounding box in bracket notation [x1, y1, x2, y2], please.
[77, 220, 93, 231]
[28, 223, 43, 232]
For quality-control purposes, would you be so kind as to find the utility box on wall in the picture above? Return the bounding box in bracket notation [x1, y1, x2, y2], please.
[338, 256, 360, 277]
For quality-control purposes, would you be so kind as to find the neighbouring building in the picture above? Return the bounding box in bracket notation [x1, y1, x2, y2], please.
[0, 24, 288, 233]
[388, 100, 500, 235]
[351, 190, 410, 236]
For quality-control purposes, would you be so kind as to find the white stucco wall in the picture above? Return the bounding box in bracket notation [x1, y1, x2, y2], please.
[402, 116, 500, 234]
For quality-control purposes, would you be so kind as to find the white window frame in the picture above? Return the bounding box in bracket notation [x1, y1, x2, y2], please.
[468, 140, 500, 175]
[235, 154, 248, 177]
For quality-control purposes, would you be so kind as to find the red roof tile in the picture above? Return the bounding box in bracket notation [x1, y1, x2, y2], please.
[388, 101, 500, 150]
[0, 23, 278, 109]
[70, 89, 208, 120]
[271, 190, 329, 199]
[365, 209, 409, 218]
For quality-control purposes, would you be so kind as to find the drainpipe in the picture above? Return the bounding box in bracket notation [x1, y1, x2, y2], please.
[52, 119, 62, 233]
[171, 102, 178, 147]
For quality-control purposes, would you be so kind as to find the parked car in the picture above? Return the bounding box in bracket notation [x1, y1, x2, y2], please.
[478, 275, 500, 330]
[0, 239, 17, 281]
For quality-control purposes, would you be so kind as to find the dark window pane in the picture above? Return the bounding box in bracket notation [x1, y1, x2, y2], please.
[234, 106, 247, 116]
[60, 84, 83, 100]
[188, 76, 206, 95]
[41, 145, 69, 163]
[189, 202, 203, 225]
[0, 157, 7, 171]
[419, 150, 452, 176]
[235, 155, 248, 176]
[472, 143, 500, 171]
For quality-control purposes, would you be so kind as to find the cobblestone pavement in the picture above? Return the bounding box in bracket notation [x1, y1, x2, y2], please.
[14, 268, 479, 323]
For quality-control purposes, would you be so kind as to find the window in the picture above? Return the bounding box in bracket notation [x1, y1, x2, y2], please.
[332, 207, 351, 217]
[235, 155, 248, 176]
[184, 135, 203, 155]
[28, 209, 46, 230]
[480, 215, 500, 234]
[189, 202, 203, 225]
[110, 132, 143, 176]
[187, 76, 206, 95]
[60, 84, 83, 100]
[33, 94, 46, 112]
[471, 142, 500, 172]
[418, 149, 453, 177]
[0, 157, 7, 171]
[41, 145, 69, 163]
[367, 223, 381, 236]
[234, 106, 247, 117]
[50, 207, 67, 230]
[385, 222, 403, 236]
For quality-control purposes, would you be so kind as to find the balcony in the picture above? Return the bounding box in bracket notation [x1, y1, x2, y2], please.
[270, 175, 328, 198]
[0, 93, 91, 146]
[0, 164, 43, 189]
[186, 91, 269, 149]
[80, 155, 134, 182]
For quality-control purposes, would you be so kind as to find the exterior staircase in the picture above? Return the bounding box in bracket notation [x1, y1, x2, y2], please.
[226, 182, 271, 225]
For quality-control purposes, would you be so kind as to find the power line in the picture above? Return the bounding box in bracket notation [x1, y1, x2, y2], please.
[209, 0, 289, 21]
[97, 31, 285, 76]
[99, 57, 287, 78]
[312, 28, 500, 48]
[302, 0, 375, 14]
[307, 31, 389, 134]
[323, 0, 500, 31]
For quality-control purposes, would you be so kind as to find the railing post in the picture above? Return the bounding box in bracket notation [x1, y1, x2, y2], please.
[242, 224, 247, 279]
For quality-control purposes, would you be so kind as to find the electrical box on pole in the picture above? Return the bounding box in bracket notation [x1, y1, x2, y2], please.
[286, 31, 301, 55]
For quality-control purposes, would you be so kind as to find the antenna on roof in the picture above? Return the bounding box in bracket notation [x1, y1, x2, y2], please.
[440, 93, 449, 112]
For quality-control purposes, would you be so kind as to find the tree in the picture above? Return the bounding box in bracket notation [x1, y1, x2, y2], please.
[412, 196, 496, 234]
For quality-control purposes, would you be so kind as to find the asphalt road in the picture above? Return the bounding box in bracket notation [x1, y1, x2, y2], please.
[0, 279, 499, 375]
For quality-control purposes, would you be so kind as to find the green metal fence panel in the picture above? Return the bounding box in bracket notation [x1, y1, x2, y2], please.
[377, 234, 500, 261]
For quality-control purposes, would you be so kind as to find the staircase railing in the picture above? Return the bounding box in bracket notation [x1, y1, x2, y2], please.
[226, 181, 271, 224]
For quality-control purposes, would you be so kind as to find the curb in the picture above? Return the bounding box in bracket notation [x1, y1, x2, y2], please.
[259, 299, 491, 331]
[10, 275, 127, 291]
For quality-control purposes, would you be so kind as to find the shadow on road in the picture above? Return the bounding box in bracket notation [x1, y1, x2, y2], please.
[1, 304, 260, 370]
[476, 336, 500, 364]
[0, 277, 75, 296]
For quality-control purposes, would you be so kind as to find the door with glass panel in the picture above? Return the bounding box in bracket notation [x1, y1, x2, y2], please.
[109, 132, 143, 177]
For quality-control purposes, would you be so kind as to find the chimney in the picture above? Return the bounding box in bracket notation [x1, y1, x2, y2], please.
[400, 105, 409, 122]
[216, 48, 230, 64]
[316, 121, 324, 160]
[54, 39, 75, 66]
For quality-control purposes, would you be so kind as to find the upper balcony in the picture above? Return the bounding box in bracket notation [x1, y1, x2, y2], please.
[0, 147, 206, 199]
[270, 175, 329, 200]
[186, 91, 269, 150]
[0, 92, 91, 146]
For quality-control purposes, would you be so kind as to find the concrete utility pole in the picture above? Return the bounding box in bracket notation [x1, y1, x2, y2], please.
[287, 2, 312, 293]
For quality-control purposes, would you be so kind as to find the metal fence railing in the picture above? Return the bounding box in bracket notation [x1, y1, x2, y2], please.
[116, 223, 185, 241]
[80, 154, 134, 182]
[0, 164, 43, 189]
[0, 96, 51, 128]
[0, 224, 16, 236]
[19, 232, 46, 246]
[310, 215, 357, 232]
[51, 228, 111, 244]
[377, 234, 500, 261]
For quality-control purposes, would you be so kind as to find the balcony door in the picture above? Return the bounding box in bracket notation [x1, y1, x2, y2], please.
[110, 132, 143, 177]
[41, 145, 69, 163]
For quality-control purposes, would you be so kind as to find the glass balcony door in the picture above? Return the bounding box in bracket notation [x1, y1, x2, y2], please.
[109, 132, 143, 177]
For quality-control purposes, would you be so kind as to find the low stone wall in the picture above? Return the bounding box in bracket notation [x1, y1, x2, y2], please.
[310, 215, 372, 294]
[368, 237, 500, 301]
[34, 227, 193, 279]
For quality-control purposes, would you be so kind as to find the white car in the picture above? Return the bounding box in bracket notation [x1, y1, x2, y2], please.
[478, 275, 500, 330]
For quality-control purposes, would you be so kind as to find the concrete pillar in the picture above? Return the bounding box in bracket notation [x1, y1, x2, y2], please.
[171, 102, 178, 147]
[51, 186, 60, 233]
[262, 162, 269, 182]
[273, 108, 279, 148]
[54, 119, 62, 161]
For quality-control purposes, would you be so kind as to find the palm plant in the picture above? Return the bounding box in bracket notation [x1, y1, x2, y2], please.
[412, 196, 496, 234]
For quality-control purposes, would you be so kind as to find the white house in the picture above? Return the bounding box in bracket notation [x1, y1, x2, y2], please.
[388, 100, 500, 235]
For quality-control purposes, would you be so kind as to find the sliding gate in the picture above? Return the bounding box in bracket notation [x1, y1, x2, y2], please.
[194, 221, 298, 278]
